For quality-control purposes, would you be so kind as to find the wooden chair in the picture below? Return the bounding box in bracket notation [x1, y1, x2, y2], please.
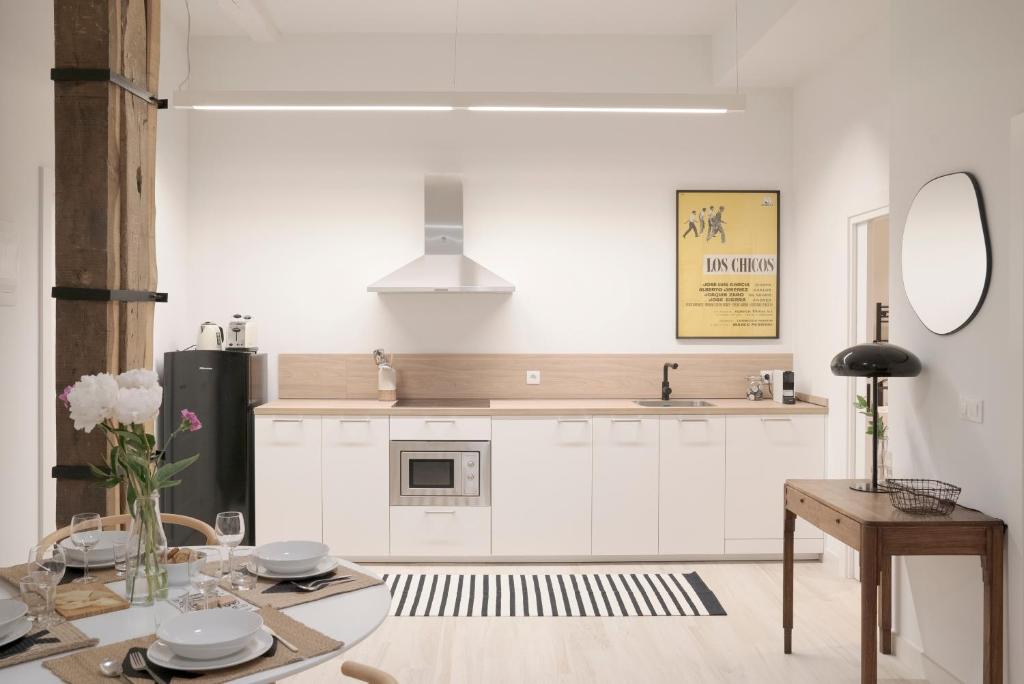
[38, 513, 218, 548]
[340, 662, 399, 684]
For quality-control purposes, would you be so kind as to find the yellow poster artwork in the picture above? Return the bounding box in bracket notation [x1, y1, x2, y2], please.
[676, 190, 779, 338]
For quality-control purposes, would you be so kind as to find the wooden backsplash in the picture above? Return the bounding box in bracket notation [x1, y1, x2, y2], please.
[278, 353, 793, 400]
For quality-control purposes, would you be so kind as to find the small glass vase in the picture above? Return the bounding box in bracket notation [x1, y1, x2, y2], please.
[125, 491, 169, 606]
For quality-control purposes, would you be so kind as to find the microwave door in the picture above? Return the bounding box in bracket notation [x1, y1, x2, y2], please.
[401, 452, 463, 496]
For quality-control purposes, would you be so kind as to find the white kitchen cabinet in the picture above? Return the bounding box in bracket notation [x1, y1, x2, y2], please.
[491, 418, 593, 556]
[725, 415, 825, 544]
[592, 417, 659, 556]
[389, 416, 491, 441]
[322, 417, 390, 558]
[659, 416, 726, 555]
[390, 506, 490, 557]
[254, 416, 323, 545]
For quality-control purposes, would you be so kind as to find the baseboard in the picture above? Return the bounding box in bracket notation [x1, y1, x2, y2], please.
[892, 634, 963, 684]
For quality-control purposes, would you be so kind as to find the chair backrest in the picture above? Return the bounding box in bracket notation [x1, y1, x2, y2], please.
[38, 512, 218, 548]
[341, 662, 399, 684]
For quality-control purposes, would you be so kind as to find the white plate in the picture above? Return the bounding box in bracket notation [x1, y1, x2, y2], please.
[255, 541, 329, 574]
[147, 629, 273, 672]
[0, 600, 27, 633]
[0, 618, 32, 650]
[59, 531, 128, 563]
[246, 556, 338, 580]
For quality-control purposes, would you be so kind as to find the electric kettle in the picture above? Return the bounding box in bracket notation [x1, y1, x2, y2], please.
[197, 322, 223, 351]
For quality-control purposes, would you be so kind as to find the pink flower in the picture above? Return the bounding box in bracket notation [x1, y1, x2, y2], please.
[180, 408, 202, 432]
[58, 385, 73, 409]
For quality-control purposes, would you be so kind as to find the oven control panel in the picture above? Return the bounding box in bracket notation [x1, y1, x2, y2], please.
[462, 452, 479, 496]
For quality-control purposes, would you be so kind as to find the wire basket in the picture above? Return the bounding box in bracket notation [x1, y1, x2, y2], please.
[886, 478, 962, 515]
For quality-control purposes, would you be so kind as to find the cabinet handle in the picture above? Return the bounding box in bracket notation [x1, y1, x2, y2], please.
[338, 418, 371, 423]
[761, 417, 792, 422]
[611, 418, 642, 423]
[557, 419, 590, 423]
[677, 418, 709, 423]
[271, 419, 302, 423]
[424, 509, 456, 515]
[425, 419, 456, 424]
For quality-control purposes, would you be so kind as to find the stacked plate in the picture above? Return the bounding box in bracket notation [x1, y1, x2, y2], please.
[150, 609, 271, 671]
[248, 541, 335, 580]
[58, 530, 129, 569]
[0, 599, 30, 649]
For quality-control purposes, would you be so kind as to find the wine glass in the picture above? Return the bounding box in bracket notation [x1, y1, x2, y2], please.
[69, 513, 102, 583]
[214, 512, 245, 584]
[26, 544, 66, 626]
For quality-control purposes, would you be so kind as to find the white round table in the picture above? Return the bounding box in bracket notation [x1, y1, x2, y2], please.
[0, 557, 391, 683]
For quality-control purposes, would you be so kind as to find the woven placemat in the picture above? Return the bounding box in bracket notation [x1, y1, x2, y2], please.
[0, 562, 121, 587]
[43, 607, 342, 684]
[215, 564, 384, 610]
[0, 620, 98, 669]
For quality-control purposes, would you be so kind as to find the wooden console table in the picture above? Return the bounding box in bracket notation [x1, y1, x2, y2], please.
[783, 479, 1005, 684]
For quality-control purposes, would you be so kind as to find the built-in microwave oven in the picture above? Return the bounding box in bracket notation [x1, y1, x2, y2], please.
[389, 440, 491, 507]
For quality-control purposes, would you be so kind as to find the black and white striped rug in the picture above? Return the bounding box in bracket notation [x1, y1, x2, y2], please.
[381, 572, 726, 617]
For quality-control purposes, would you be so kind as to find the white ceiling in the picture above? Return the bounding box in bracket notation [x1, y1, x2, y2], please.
[188, 0, 736, 37]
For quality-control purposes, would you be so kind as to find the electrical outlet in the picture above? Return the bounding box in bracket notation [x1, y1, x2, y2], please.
[959, 396, 984, 423]
[526, 370, 541, 385]
[760, 369, 773, 382]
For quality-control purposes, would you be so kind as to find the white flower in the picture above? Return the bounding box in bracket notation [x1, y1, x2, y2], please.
[116, 368, 159, 390]
[112, 386, 163, 426]
[67, 373, 119, 432]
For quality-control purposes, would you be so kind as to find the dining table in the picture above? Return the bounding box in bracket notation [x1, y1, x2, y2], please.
[0, 554, 392, 683]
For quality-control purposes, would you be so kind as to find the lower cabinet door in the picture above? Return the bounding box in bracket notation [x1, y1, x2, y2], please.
[254, 416, 323, 545]
[322, 417, 390, 557]
[491, 418, 593, 556]
[389, 507, 491, 557]
[659, 416, 726, 555]
[725, 415, 826, 542]
[592, 417, 659, 556]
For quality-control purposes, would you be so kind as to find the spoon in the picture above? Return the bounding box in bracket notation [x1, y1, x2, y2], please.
[99, 658, 131, 683]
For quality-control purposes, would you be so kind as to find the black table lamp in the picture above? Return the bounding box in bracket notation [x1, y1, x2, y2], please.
[830, 343, 922, 493]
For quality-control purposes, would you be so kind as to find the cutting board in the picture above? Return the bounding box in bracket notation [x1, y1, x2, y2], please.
[54, 582, 129, 619]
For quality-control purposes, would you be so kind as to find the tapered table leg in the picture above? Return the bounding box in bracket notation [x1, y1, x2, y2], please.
[860, 526, 878, 684]
[983, 526, 1004, 683]
[879, 554, 892, 655]
[783, 507, 795, 654]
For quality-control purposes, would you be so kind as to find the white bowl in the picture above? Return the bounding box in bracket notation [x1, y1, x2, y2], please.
[59, 530, 128, 563]
[255, 541, 329, 575]
[156, 608, 263, 661]
[163, 550, 207, 587]
[0, 600, 27, 634]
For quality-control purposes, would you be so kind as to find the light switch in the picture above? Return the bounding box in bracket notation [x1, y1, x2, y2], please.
[526, 370, 541, 385]
[959, 396, 984, 423]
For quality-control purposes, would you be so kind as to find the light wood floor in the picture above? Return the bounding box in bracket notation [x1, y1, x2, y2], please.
[292, 560, 927, 684]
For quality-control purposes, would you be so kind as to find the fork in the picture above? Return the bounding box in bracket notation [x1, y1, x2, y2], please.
[128, 650, 167, 684]
[290, 576, 355, 592]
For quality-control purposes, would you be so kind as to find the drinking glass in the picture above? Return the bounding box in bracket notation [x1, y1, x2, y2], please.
[69, 513, 102, 583]
[214, 512, 245, 584]
[20, 572, 58, 625]
[228, 548, 256, 592]
[27, 543, 66, 583]
[190, 547, 221, 611]
[112, 542, 128, 578]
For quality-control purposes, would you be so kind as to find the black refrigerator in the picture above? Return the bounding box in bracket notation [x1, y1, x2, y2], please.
[160, 350, 267, 546]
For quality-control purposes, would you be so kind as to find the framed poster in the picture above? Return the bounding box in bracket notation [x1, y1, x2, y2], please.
[675, 190, 780, 339]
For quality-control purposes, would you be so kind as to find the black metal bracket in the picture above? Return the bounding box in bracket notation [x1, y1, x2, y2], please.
[51, 67, 168, 109]
[51, 465, 96, 481]
[52, 287, 168, 303]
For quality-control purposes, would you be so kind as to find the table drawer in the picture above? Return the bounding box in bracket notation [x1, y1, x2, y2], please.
[390, 416, 491, 441]
[786, 487, 860, 549]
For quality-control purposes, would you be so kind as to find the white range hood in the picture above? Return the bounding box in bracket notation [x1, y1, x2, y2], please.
[367, 176, 515, 294]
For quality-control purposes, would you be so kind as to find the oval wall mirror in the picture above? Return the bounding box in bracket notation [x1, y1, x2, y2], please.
[901, 172, 990, 335]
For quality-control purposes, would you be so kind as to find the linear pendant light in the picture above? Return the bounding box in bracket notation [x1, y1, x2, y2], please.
[173, 90, 745, 114]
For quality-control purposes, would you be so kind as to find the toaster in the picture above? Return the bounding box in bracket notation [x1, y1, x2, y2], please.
[225, 314, 258, 351]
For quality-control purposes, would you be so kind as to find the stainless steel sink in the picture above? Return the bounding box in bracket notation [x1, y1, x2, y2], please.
[633, 399, 716, 408]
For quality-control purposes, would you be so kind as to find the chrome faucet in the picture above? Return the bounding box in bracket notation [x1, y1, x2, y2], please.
[662, 362, 679, 401]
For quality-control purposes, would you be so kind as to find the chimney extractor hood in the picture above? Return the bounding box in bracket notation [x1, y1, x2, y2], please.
[367, 176, 515, 294]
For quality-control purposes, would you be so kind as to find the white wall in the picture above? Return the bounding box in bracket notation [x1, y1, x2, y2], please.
[888, 2, 1024, 682]
[184, 36, 793, 398]
[790, 23, 890, 561]
[0, 2, 191, 561]
[0, 0, 52, 563]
